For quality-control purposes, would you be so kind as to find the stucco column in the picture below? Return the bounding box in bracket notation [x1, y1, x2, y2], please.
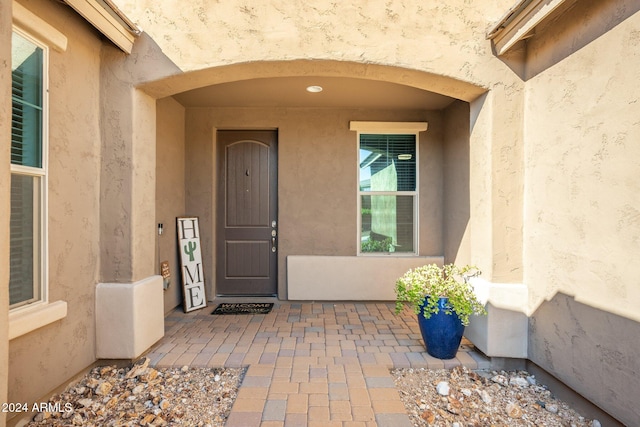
[99, 70, 156, 282]
[466, 85, 528, 358]
[96, 43, 163, 358]
[469, 86, 524, 283]
[0, 1, 12, 423]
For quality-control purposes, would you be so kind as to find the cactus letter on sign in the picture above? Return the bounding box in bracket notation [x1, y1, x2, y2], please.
[177, 217, 207, 312]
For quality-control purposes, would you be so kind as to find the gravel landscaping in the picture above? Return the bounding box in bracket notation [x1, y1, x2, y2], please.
[25, 358, 603, 426]
[392, 365, 602, 427]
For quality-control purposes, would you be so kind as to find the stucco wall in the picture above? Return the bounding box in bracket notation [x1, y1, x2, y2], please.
[443, 100, 471, 265]
[156, 97, 186, 313]
[523, 6, 640, 425]
[99, 33, 180, 284]
[1, 1, 12, 424]
[8, 0, 102, 409]
[184, 107, 445, 299]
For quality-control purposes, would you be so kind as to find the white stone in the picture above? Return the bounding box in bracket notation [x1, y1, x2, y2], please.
[436, 381, 450, 396]
[546, 403, 559, 414]
[509, 377, 529, 387]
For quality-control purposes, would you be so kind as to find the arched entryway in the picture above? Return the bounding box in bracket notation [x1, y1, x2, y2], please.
[149, 60, 483, 306]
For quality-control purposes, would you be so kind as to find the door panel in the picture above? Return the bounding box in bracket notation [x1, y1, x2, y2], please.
[217, 130, 277, 296]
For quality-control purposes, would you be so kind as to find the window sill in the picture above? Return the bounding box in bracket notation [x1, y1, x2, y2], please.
[9, 300, 68, 340]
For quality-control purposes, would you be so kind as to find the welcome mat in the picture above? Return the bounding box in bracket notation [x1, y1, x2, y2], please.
[211, 303, 274, 315]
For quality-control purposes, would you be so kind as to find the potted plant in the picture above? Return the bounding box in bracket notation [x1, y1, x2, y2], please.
[394, 263, 486, 359]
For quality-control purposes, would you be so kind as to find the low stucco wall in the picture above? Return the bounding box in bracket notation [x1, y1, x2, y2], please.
[96, 276, 164, 359]
[287, 255, 443, 300]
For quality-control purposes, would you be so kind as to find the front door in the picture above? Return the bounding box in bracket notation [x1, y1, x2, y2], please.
[216, 130, 278, 296]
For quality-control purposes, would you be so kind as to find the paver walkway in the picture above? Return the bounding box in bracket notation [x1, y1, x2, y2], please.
[144, 302, 491, 427]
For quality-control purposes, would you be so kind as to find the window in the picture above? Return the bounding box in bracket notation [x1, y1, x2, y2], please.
[357, 131, 419, 255]
[10, 29, 47, 309]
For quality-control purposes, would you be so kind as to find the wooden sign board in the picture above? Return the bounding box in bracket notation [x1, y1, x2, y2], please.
[160, 260, 171, 290]
[177, 217, 207, 312]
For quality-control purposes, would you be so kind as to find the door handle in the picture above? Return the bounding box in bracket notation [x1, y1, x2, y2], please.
[271, 237, 277, 252]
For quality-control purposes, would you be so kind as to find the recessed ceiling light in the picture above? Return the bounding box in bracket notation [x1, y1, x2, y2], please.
[306, 85, 323, 93]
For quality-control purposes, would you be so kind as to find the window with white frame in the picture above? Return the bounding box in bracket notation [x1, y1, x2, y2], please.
[357, 130, 419, 255]
[10, 29, 47, 309]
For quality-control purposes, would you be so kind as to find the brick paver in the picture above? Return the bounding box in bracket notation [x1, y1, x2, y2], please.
[145, 302, 491, 426]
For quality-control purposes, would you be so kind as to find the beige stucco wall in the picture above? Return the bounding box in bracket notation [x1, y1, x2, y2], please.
[523, 4, 640, 425]
[156, 97, 186, 313]
[6, 0, 177, 414]
[8, 0, 101, 410]
[184, 107, 445, 299]
[1, 1, 12, 424]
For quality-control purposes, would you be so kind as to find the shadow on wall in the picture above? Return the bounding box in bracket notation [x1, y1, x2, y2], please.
[497, 0, 640, 81]
[443, 100, 472, 263]
[528, 292, 640, 426]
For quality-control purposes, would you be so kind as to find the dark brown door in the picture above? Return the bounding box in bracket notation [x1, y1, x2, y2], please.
[216, 130, 278, 296]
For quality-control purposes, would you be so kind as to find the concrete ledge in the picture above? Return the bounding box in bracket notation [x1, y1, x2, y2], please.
[96, 275, 164, 359]
[465, 278, 528, 358]
[287, 255, 444, 300]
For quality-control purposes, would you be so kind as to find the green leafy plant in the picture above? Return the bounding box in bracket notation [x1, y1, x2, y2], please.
[394, 263, 486, 326]
[361, 237, 393, 253]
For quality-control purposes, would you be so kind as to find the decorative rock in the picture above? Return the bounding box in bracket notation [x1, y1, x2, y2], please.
[159, 399, 170, 410]
[420, 409, 436, 424]
[591, 420, 602, 427]
[95, 381, 113, 396]
[132, 384, 145, 395]
[460, 388, 472, 397]
[78, 398, 93, 408]
[546, 403, 559, 414]
[510, 377, 529, 387]
[125, 357, 150, 379]
[479, 389, 492, 404]
[507, 402, 524, 418]
[141, 368, 159, 383]
[436, 381, 450, 396]
[33, 412, 48, 422]
[446, 397, 462, 414]
[105, 396, 118, 409]
[140, 413, 156, 425]
[526, 375, 537, 386]
[491, 374, 509, 386]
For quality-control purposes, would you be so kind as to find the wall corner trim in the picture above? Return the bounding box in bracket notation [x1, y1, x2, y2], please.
[12, 2, 68, 52]
[8, 300, 68, 340]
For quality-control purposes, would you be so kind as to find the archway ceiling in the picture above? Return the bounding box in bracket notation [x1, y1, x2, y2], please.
[173, 76, 456, 110]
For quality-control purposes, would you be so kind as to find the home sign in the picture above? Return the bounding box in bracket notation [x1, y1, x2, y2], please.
[177, 217, 207, 312]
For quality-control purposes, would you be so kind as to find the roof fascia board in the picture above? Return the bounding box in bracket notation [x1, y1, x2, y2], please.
[488, 0, 568, 55]
[64, 0, 139, 54]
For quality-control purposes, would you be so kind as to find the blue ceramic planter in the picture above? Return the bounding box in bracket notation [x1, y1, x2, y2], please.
[417, 297, 465, 359]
